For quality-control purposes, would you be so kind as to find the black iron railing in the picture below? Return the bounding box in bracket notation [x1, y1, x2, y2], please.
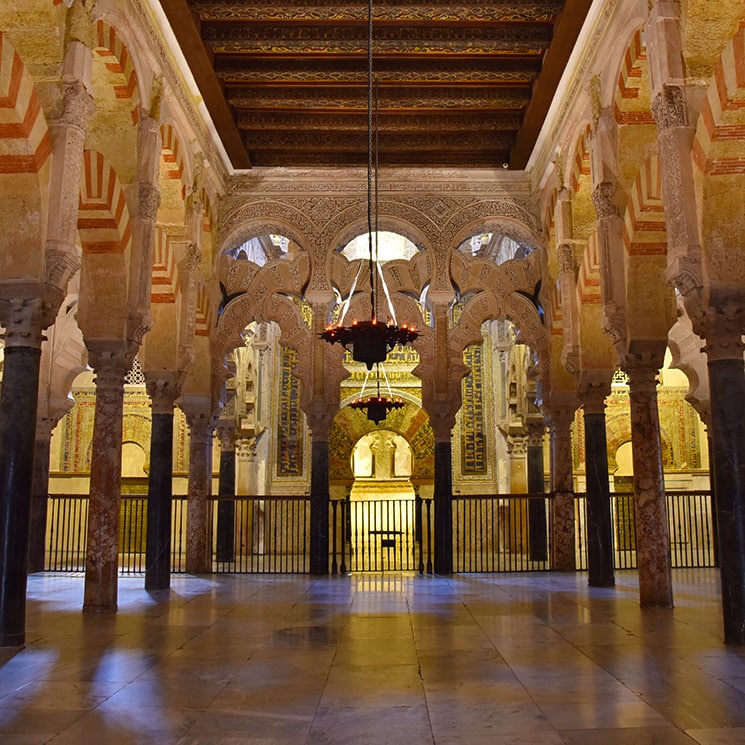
[42, 490, 715, 575]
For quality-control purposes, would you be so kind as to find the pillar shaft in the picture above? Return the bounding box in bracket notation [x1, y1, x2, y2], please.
[145, 410, 174, 590]
[0, 342, 43, 646]
[83, 353, 128, 612]
[216, 426, 236, 563]
[527, 425, 547, 562]
[626, 361, 673, 608]
[310, 439, 329, 575]
[28, 419, 56, 573]
[144, 376, 180, 590]
[549, 407, 577, 571]
[185, 412, 214, 574]
[708, 355, 745, 643]
[433, 441, 453, 574]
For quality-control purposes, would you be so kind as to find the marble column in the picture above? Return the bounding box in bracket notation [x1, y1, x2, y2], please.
[83, 345, 131, 613]
[527, 422, 547, 562]
[433, 440, 453, 574]
[626, 356, 673, 608]
[216, 422, 236, 563]
[707, 433, 719, 566]
[310, 439, 330, 575]
[704, 323, 745, 644]
[144, 375, 178, 591]
[0, 299, 45, 646]
[547, 405, 577, 571]
[27, 416, 61, 573]
[580, 375, 615, 587]
[183, 405, 215, 574]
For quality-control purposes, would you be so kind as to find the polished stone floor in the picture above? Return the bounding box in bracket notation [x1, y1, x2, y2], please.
[2, 570, 745, 744]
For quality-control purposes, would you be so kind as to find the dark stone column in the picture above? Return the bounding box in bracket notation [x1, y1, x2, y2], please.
[181, 401, 215, 575]
[310, 439, 329, 575]
[705, 331, 745, 644]
[433, 440, 453, 574]
[83, 346, 130, 612]
[144, 376, 178, 591]
[0, 303, 44, 647]
[216, 423, 236, 563]
[546, 403, 577, 571]
[580, 374, 615, 588]
[28, 416, 58, 573]
[527, 422, 547, 562]
[626, 356, 673, 608]
[707, 433, 719, 566]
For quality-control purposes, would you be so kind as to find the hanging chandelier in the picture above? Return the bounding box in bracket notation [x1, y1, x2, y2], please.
[321, 0, 417, 371]
[349, 362, 405, 424]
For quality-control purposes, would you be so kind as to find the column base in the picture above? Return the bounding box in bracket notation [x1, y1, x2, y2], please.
[0, 632, 25, 647]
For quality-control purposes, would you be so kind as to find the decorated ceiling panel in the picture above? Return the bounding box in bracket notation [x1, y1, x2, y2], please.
[160, 0, 591, 170]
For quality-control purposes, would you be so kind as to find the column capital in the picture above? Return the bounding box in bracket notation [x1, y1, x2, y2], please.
[507, 434, 528, 457]
[701, 301, 745, 362]
[591, 181, 620, 219]
[215, 418, 237, 452]
[138, 181, 161, 222]
[527, 421, 545, 448]
[651, 84, 689, 131]
[578, 370, 612, 414]
[86, 340, 134, 382]
[179, 396, 217, 443]
[236, 436, 257, 461]
[622, 351, 664, 394]
[54, 78, 95, 133]
[0, 295, 47, 349]
[144, 372, 180, 415]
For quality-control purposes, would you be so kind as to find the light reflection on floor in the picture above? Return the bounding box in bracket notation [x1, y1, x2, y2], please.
[1, 570, 745, 744]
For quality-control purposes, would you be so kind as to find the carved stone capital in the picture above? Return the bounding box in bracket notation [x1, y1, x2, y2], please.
[57, 78, 95, 133]
[45, 242, 81, 293]
[665, 253, 704, 299]
[236, 437, 257, 461]
[144, 372, 180, 415]
[651, 85, 688, 131]
[592, 182, 619, 219]
[0, 296, 47, 349]
[216, 419, 237, 452]
[86, 341, 133, 389]
[507, 434, 528, 457]
[527, 421, 545, 448]
[577, 371, 612, 414]
[701, 303, 745, 362]
[602, 302, 627, 346]
[558, 243, 575, 274]
[139, 182, 161, 222]
[561, 347, 580, 375]
[623, 353, 662, 396]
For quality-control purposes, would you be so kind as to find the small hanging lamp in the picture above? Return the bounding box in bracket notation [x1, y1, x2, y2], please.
[349, 362, 405, 424]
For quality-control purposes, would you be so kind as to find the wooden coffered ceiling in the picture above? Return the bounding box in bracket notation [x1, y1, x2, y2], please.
[159, 1, 592, 170]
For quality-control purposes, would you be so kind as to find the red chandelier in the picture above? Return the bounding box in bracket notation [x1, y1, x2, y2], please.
[321, 318, 417, 370]
[320, 0, 417, 371]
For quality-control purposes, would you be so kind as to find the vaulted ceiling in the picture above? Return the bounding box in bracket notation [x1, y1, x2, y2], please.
[160, 1, 592, 170]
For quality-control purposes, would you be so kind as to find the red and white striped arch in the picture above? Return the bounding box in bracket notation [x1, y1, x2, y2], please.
[195, 284, 210, 336]
[694, 23, 745, 175]
[95, 20, 139, 125]
[570, 125, 591, 193]
[78, 149, 131, 253]
[623, 155, 667, 256]
[614, 29, 654, 125]
[577, 232, 601, 304]
[160, 122, 185, 184]
[151, 227, 177, 303]
[0, 32, 50, 174]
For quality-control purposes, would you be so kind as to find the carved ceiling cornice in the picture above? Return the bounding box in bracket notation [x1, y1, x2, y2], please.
[190, 2, 563, 24]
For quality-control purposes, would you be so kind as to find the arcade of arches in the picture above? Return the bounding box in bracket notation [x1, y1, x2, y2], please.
[1, 0, 745, 652]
